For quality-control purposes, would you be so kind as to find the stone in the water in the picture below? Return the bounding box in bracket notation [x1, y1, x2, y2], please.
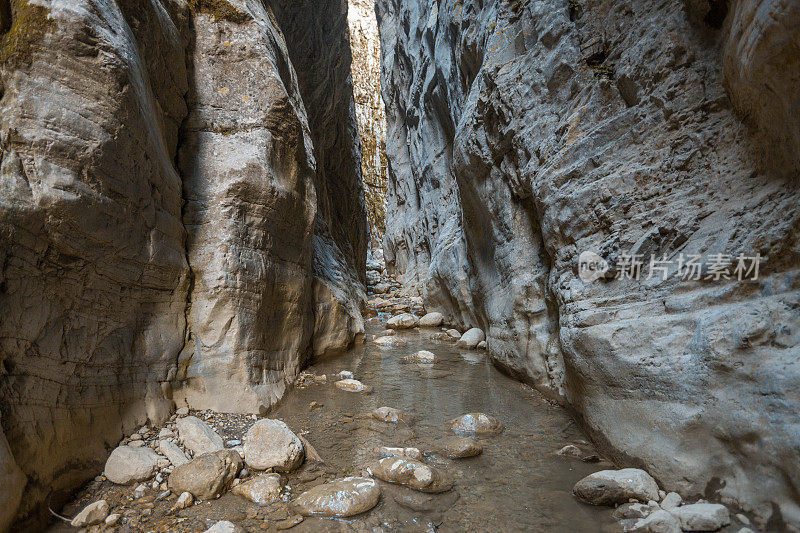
[668, 503, 730, 531]
[660, 491, 682, 510]
[70, 500, 109, 527]
[371, 406, 412, 424]
[204, 521, 243, 533]
[449, 413, 503, 436]
[232, 473, 283, 505]
[292, 477, 380, 517]
[335, 378, 373, 393]
[573, 468, 660, 506]
[176, 416, 224, 456]
[557, 444, 582, 458]
[159, 440, 189, 467]
[401, 350, 436, 364]
[387, 313, 419, 329]
[477, 340, 487, 349]
[337, 370, 354, 380]
[630, 509, 682, 533]
[373, 335, 409, 346]
[442, 437, 482, 458]
[419, 312, 444, 327]
[379, 446, 422, 459]
[445, 329, 461, 339]
[456, 328, 485, 349]
[244, 419, 304, 472]
[368, 457, 453, 493]
[104, 445, 160, 485]
[168, 449, 242, 500]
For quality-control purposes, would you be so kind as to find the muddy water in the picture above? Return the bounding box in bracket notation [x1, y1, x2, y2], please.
[270, 317, 613, 532]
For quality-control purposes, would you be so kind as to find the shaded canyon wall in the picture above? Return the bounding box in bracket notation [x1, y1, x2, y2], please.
[376, 0, 800, 528]
[0, 0, 365, 528]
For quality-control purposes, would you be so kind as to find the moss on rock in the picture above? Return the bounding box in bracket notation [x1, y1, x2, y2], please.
[188, 0, 250, 24]
[0, 0, 55, 69]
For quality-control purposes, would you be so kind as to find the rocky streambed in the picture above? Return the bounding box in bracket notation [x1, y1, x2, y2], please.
[50, 266, 758, 532]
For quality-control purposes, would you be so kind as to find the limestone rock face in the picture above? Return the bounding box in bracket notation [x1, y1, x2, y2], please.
[376, 0, 800, 525]
[0, 425, 25, 532]
[0, 0, 366, 526]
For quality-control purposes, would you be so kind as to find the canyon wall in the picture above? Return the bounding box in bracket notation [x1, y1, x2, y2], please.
[377, 0, 800, 528]
[0, 0, 364, 528]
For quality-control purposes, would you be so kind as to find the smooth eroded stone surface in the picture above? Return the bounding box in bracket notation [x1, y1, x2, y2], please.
[373, 335, 409, 347]
[70, 500, 109, 528]
[232, 473, 284, 505]
[335, 379, 373, 393]
[168, 449, 242, 500]
[401, 350, 436, 364]
[573, 469, 660, 506]
[387, 313, 419, 330]
[376, 0, 800, 524]
[442, 437, 482, 459]
[368, 457, 453, 493]
[630, 509, 681, 533]
[176, 416, 224, 456]
[371, 407, 412, 424]
[419, 312, 444, 327]
[292, 477, 380, 517]
[456, 328, 485, 349]
[449, 413, 503, 436]
[243, 419, 304, 472]
[104, 446, 160, 485]
[668, 503, 731, 531]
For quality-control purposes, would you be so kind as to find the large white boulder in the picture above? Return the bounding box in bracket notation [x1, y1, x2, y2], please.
[456, 328, 485, 348]
[176, 416, 224, 456]
[573, 468, 660, 505]
[244, 419, 304, 472]
[104, 445, 159, 485]
[419, 312, 444, 327]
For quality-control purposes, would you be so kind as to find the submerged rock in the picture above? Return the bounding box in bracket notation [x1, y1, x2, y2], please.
[368, 457, 453, 493]
[456, 328, 485, 349]
[573, 468, 660, 505]
[168, 449, 242, 500]
[204, 521, 243, 533]
[449, 413, 503, 436]
[232, 473, 283, 505]
[371, 406, 412, 424]
[176, 416, 224, 456]
[401, 350, 436, 363]
[379, 446, 422, 459]
[70, 500, 109, 528]
[292, 477, 380, 517]
[441, 437, 482, 458]
[104, 446, 159, 485]
[445, 329, 461, 339]
[374, 335, 409, 346]
[419, 312, 444, 327]
[387, 313, 419, 329]
[244, 419, 304, 472]
[335, 379, 373, 393]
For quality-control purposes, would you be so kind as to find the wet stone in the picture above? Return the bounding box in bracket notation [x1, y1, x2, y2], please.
[292, 477, 381, 517]
[441, 437, 482, 458]
[573, 468, 660, 506]
[401, 350, 436, 363]
[368, 457, 453, 493]
[449, 413, 503, 436]
[371, 406, 412, 424]
[335, 378, 373, 393]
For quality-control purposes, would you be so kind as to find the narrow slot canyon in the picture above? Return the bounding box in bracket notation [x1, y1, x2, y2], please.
[0, 0, 798, 532]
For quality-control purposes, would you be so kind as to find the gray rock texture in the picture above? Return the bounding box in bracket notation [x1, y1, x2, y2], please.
[0, 0, 365, 527]
[376, 0, 800, 527]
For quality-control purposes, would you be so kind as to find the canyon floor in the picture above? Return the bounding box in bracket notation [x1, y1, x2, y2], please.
[47, 266, 756, 533]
